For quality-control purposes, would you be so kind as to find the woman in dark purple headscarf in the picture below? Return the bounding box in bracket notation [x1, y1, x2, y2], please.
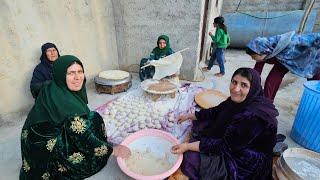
[30, 42, 60, 98]
[172, 68, 279, 180]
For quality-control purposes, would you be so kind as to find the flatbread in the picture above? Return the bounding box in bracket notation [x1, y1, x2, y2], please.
[98, 70, 129, 80]
[147, 80, 176, 92]
[195, 89, 227, 109]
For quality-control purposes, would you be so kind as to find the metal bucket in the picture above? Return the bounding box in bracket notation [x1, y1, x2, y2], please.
[274, 148, 320, 180]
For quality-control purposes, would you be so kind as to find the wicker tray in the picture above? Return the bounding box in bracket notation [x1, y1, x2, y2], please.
[194, 89, 227, 109]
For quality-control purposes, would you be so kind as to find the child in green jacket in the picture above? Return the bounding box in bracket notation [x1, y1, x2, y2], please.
[203, 16, 230, 77]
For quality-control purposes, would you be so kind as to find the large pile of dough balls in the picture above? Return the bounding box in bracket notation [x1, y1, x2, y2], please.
[102, 96, 171, 138]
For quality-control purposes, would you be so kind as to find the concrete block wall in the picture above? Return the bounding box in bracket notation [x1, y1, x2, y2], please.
[1, 0, 224, 123]
[112, 0, 203, 81]
[221, 0, 305, 13]
[0, 0, 119, 124]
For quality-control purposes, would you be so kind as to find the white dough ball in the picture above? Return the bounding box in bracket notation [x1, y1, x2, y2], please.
[155, 124, 162, 129]
[139, 123, 146, 129]
[118, 126, 124, 131]
[126, 118, 132, 123]
[103, 109, 109, 115]
[168, 116, 175, 122]
[116, 122, 122, 127]
[167, 122, 174, 128]
[145, 118, 151, 123]
[121, 132, 127, 137]
[133, 125, 139, 131]
[124, 123, 130, 128]
[147, 123, 153, 128]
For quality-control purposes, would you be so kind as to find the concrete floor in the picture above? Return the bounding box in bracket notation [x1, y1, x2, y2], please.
[0, 50, 303, 179]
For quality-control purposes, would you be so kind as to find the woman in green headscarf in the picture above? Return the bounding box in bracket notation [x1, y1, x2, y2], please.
[139, 34, 174, 81]
[20, 55, 130, 180]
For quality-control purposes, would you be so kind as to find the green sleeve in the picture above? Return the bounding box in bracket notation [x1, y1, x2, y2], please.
[149, 49, 156, 60]
[210, 29, 222, 43]
[65, 115, 113, 158]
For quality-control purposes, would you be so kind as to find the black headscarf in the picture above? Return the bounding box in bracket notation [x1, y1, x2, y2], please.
[238, 68, 279, 126]
[40, 42, 60, 63]
[31, 42, 60, 85]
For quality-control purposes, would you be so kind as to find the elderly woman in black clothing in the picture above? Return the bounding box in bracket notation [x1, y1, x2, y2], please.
[30, 42, 60, 98]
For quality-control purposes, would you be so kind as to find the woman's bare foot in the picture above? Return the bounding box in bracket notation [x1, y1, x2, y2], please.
[214, 73, 224, 77]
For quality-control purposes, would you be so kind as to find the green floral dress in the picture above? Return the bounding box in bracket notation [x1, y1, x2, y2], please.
[20, 55, 113, 180]
[20, 112, 112, 180]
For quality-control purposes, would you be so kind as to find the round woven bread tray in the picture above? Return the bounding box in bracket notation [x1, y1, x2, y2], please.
[94, 71, 131, 94]
[141, 79, 178, 95]
[141, 79, 178, 101]
[195, 89, 227, 109]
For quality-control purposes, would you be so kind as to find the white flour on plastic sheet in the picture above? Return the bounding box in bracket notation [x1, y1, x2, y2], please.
[285, 156, 320, 180]
[96, 84, 203, 144]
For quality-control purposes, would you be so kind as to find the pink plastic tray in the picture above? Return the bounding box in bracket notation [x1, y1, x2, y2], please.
[117, 129, 183, 180]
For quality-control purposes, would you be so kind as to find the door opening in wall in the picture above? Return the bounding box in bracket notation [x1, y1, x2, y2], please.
[199, 0, 210, 62]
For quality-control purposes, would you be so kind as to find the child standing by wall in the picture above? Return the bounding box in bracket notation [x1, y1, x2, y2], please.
[203, 16, 230, 77]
